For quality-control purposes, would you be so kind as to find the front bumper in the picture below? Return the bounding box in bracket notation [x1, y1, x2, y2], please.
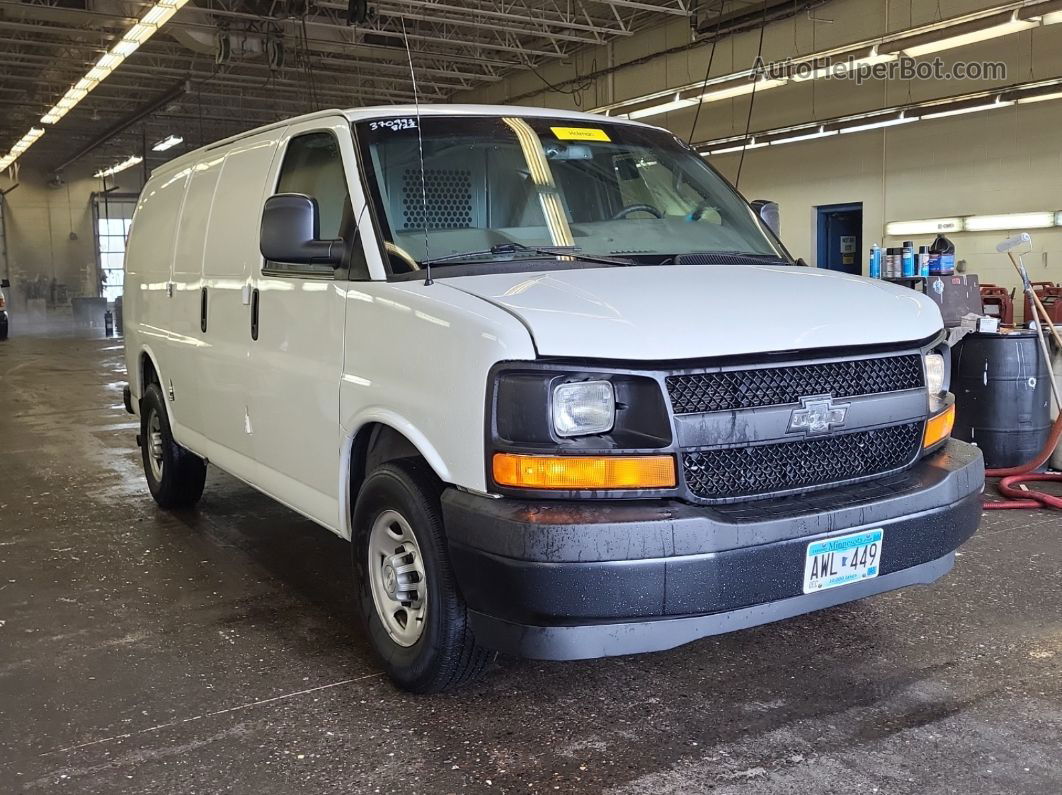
[443, 439, 984, 660]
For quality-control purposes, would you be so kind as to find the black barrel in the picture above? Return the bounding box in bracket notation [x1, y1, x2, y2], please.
[951, 331, 1052, 468]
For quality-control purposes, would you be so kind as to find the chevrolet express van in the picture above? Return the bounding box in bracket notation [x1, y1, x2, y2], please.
[123, 105, 983, 693]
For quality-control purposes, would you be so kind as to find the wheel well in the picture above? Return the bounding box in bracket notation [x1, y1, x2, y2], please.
[349, 423, 427, 508]
[140, 353, 159, 393]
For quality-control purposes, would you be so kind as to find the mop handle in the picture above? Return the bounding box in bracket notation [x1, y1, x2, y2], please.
[1030, 302, 1062, 411]
[1009, 251, 1062, 349]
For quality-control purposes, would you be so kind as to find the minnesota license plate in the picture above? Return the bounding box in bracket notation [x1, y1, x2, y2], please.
[803, 529, 883, 594]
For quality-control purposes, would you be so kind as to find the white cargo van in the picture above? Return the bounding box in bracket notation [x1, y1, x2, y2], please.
[123, 105, 983, 693]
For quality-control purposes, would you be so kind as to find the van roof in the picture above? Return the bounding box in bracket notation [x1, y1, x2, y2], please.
[148, 104, 656, 182]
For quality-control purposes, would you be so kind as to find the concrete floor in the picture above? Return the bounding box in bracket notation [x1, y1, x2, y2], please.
[1, 329, 1060, 794]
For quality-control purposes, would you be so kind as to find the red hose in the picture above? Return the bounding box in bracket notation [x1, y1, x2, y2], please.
[982, 406, 1062, 510]
[985, 473, 1062, 509]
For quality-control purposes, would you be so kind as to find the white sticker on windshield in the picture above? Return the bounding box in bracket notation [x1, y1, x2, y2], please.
[369, 118, 418, 132]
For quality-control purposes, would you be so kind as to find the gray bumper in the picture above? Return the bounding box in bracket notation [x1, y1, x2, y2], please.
[443, 440, 984, 661]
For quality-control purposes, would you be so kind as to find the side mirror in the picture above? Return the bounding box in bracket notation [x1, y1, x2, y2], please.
[260, 193, 343, 267]
[750, 199, 780, 237]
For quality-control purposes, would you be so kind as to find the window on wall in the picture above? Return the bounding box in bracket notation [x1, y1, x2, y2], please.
[92, 194, 138, 302]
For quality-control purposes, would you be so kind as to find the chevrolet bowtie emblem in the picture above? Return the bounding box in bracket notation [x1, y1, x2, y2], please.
[787, 395, 850, 435]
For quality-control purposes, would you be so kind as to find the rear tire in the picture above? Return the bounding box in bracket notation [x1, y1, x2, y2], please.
[353, 459, 490, 693]
[140, 383, 206, 509]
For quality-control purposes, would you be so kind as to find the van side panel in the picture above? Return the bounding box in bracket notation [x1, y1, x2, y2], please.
[123, 166, 192, 406]
[185, 129, 285, 484]
[166, 152, 226, 437]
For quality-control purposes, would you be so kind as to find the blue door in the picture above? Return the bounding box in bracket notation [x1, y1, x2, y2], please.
[816, 203, 863, 275]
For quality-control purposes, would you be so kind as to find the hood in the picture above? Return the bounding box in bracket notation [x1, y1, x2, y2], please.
[441, 264, 942, 361]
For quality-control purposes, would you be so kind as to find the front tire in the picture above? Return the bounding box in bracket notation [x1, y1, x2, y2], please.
[140, 383, 206, 509]
[353, 459, 489, 693]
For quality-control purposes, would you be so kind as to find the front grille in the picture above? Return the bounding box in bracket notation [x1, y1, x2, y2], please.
[667, 354, 924, 414]
[682, 421, 923, 500]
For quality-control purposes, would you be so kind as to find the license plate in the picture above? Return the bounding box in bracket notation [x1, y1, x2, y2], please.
[803, 529, 883, 594]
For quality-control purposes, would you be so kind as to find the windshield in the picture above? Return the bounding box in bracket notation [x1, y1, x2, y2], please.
[354, 114, 785, 274]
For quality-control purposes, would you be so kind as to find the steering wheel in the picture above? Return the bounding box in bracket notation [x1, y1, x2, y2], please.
[385, 241, 420, 272]
[612, 204, 664, 220]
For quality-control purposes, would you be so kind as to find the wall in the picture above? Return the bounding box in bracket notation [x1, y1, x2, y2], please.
[457, 0, 1062, 320]
[0, 162, 142, 310]
[713, 98, 1062, 301]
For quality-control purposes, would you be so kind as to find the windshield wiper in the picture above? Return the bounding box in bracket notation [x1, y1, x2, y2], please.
[421, 243, 632, 268]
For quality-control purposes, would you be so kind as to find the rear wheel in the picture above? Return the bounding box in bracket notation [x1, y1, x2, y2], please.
[140, 383, 206, 509]
[353, 459, 490, 693]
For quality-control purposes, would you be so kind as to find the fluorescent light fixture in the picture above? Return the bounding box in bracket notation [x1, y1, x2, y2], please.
[963, 212, 1056, 232]
[623, 78, 786, 119]
[1045, 11, 1062, 25]
[885, 218, 964, 236]
[112, 40, 141, 57]
[903, 13, 1036, 57]
[626, 96, 697, 120]
[152, 134, 184, 152]
[0, 127, 45, 171]
[696, 76, 1062, 154]
[699, 78, 787, 104]
[705, 139, 768, 156]
[124, 23, 156, 44]
[1018, 90, 1062, 104]
[1057, 212, 1062, 226]
[793, 48, 898, 82]
[94, 155, 143, 179]
[921, 99, 1013, 119]
[768, 126, 837, 146]
[839, 114, 917, 134]
[39, 0, 188, 127]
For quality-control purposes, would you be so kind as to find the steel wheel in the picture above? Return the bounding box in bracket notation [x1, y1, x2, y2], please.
[367, 509, 428, 647]
[147, 409, 164, 482]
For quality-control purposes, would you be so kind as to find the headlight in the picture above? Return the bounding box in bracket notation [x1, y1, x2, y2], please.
[925, 353, 945, 395]
[552, 380, 615, 437]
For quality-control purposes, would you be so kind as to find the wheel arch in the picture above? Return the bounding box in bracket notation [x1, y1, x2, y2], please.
[134, 346, 179, 429]
[340, 414, 451, 540]
[137, 346, 163, 397]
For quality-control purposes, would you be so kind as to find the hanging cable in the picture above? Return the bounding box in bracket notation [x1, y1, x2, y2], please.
[528, 62, 594, 104]
[688, 0, 727, 142]
[299, 12, 320, 111]
[735, 1, 769, 189]
[517, 0, 593, 104]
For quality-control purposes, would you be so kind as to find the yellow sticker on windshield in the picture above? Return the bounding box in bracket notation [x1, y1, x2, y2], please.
[550, 126, 611, 142]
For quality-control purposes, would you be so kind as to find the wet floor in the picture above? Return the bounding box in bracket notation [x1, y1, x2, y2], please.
[1, 329, 1060, 794]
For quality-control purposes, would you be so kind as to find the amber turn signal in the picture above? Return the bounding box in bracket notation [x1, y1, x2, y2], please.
[492, 453, 676, 490]
[923, 403, 955, 448]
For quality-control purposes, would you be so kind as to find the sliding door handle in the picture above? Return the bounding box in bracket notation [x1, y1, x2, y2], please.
[200, 287, 208, 333]
[250, 287, 260, 341]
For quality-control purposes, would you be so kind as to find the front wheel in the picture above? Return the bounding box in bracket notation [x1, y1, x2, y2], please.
[352, 459, 490, 693]
[139, 383, 206, 509]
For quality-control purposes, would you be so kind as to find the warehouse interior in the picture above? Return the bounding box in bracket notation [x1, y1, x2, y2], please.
[2, 0, 1061, 792]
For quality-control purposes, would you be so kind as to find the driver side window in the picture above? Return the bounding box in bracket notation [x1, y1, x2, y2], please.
[271, 131, 368, 278]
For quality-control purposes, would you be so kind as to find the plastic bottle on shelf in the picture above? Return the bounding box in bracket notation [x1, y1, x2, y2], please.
[869, 244, 881, 278]
[901, 241, 916, 278]
[931, 234, 956, 275]
[918, 245, 930, 278]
